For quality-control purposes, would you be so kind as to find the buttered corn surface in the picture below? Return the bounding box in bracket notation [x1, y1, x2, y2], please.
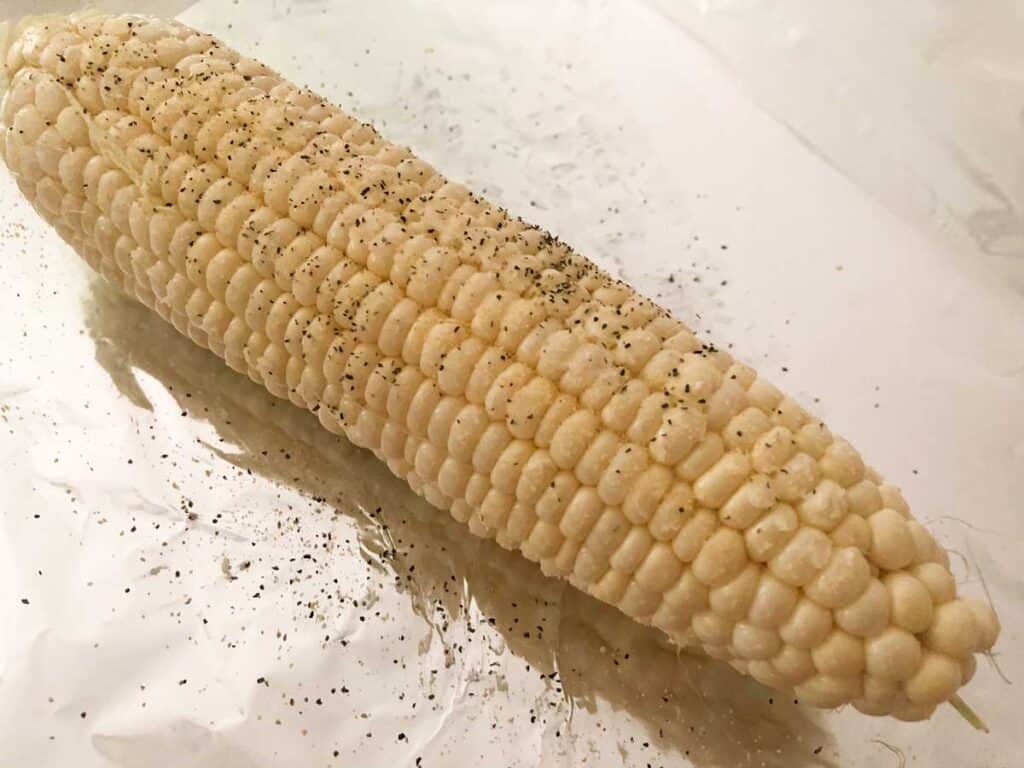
[0, 12, 1000, 720]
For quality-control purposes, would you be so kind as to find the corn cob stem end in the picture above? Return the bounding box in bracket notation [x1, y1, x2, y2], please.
[949, 695, 989, 733]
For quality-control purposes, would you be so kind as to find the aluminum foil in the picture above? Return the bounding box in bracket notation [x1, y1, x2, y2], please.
[1, 1, 1021, 766]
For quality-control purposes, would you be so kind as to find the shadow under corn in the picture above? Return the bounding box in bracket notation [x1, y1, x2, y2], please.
[84, 279, 837, 768]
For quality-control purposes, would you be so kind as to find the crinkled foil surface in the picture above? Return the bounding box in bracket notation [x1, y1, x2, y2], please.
[1, 1, 1022, 766]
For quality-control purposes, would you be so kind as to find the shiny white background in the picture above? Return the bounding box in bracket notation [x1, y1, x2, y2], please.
[1, 1, 1021, 766]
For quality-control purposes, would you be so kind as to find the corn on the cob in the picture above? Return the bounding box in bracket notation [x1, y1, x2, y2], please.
[1, 12, 1000, 720]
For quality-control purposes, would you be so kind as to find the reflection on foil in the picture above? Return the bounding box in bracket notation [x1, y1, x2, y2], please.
[642, 0, 1024, 289]
[82, 278, 835, 766]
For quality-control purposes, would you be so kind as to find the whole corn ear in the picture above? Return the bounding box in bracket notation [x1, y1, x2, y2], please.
[1, 12, 1000, 720]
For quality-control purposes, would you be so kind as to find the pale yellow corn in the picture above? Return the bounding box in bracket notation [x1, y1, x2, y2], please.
[1, 12, 1000, 720]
